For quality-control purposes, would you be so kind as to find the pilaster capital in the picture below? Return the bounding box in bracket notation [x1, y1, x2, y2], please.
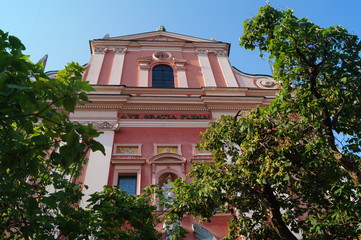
[73, 121, 120, 131]
[195, 49, 209, 56]
[113, 47, 127, 54]
[213, 49, 228, 57]
[93, 46, 108, 54]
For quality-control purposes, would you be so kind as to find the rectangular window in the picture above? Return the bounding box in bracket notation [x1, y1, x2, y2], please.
[118, 176, 137, 195]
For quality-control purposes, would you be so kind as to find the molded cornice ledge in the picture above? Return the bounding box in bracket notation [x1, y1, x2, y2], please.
[73, 120, 120, 131]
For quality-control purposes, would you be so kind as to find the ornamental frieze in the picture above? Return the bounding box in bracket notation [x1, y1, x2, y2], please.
[118, 113, 211, 120]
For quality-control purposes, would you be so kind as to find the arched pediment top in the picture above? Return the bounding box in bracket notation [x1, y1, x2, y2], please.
[150, 153, 186, 164]
[137, 55, 187, 65]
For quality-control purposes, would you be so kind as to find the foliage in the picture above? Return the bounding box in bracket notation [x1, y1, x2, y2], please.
[168, 5, 361, 240]
[241, 4, 361, 185]
[86, 186, 162, 240]
[0, 30, 162, 239]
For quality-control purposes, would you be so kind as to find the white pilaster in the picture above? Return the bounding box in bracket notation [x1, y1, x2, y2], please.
[108, 48, 127, 85]
[174, 58, 188, 88]
[86, 47, 107, 84]
[196, 49, 217, 87]
[176, 69, 188, 87]
[215, 50, 239, 87]
[80, 130, 115, 208]
[139, 69, 149, 87]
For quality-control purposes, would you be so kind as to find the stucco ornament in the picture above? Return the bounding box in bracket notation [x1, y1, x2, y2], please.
[153, 51, 171, 60]
[254, 78, 278, 89]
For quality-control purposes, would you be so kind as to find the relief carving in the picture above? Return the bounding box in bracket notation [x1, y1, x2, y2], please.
[93, 47, 108, 53]
[73, 121, 119, 131]
[195, 49, 209, 56]
[213, 49, 228, 57]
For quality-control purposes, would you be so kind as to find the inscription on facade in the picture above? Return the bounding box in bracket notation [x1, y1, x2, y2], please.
[118, 113, 211, 120]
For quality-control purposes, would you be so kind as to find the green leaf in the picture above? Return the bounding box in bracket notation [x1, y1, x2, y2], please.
[8, 35, 25, 50]
[6, 84, 31, 90]
[63, 96, 76, 112]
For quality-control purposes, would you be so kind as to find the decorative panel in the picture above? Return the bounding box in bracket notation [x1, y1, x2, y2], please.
[157, 146, 178, 154]
[113, 144, 141, 156]
[192, 144, 212, 155]
[154, 144, 181, 155]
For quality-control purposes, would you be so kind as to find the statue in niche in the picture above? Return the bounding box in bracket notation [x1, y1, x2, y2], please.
[161, 176, 180, 239]
[162, 178, 176, 202]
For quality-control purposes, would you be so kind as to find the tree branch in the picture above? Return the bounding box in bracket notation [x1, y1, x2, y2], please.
[308, 66, 361, 185]
[262, 183, 298, 240]
[0, 95, 69, 122]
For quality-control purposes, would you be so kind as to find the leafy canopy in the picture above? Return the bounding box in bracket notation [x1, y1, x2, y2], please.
[168, 5, 361, 240]
[0, 30, 162, 240]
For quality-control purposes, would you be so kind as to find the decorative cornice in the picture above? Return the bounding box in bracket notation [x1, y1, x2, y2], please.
[208, 107, 252, 110]
[196, 48, 228, 57]
[75, 105, 121, 109]
[111, 159, 146, 165]
[149, 153, 186, 163]
[73, 121, 120, 131]
[93, 46, 127, 54]
[137, 56, 152, 70]
[115, 121, 210, 128]
[121, 107, 209, 111]
[74, 105, 209, 111]
[173, 57, 187, 70]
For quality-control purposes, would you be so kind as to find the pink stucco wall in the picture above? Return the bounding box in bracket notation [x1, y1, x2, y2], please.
[120, 51, 140, 86]
[110, 127, 207, 187]
[183, 52, 204, 88]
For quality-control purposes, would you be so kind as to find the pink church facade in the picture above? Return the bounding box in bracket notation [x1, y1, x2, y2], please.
[71, 29, 277, 239]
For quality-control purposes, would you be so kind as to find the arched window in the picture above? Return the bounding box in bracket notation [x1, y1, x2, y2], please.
[152, 65, 174, 88]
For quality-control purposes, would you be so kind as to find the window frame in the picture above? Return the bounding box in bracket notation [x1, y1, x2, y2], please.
[152, 64, 175, 88]
[118, 175, 137, 195]
[113, 166, 142, 195]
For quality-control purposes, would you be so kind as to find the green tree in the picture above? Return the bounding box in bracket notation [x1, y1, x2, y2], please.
[0, 30, 162, 239]
[86, 186, 162, 240]
[168, 5, 361, 240]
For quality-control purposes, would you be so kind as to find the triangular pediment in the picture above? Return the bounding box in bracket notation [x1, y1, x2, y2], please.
[103, 31, 219, 43]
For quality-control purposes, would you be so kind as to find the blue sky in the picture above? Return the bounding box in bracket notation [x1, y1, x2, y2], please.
[1, 0, 360, 75]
